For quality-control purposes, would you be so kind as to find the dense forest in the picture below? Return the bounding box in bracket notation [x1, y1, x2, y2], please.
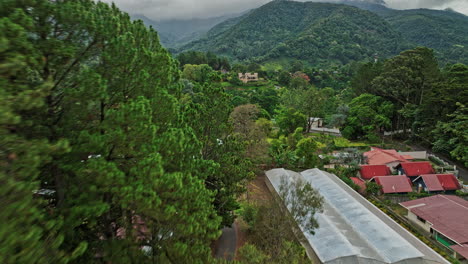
[179, 0, 468, 66]
[1, 1, 254, 262]
[1, 0, 467, 263]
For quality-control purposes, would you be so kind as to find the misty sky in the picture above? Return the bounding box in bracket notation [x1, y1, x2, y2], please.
[99, 0, 468, 20]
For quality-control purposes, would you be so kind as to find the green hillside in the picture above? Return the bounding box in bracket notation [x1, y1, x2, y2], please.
[179, 0, 468, 66]
[383, 9, 468, 65]
[133, 13, 243, 48]
[334, 1, 468, 64]
[179, 1, 411, 66]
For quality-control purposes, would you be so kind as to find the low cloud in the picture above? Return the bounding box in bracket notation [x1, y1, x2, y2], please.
[385, 0, 468, 14]
[99, 0, 468, 21]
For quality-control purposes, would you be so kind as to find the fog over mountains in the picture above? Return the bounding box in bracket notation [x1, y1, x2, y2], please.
[101, 0, 468, 20]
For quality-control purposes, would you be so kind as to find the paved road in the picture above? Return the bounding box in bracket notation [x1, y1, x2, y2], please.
[214, 223, 237, 260]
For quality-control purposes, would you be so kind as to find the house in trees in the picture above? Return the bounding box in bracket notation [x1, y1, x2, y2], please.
[309, 117, 323, 129]
[308, 117, 341, 135]
[292, 71, 310, 82]
[238, 73, 258, 83]
[400, 195, 468, 262]
[412, 174, 462, 193]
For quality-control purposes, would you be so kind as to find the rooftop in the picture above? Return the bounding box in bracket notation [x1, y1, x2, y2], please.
[451, 244, 468, 259]
[372, 175, 413, 194]
[399, 162, 435, 177]
[364, 147, 412, 166]
[360, 164, 392, 180]
[350, 177, 366, 193]
[266, 168, 448, 264]
[414, 174, 461, 192]
[400, 195, 468, 245]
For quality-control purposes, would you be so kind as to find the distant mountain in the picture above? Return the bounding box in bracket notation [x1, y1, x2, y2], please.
[133, 13, 244, 48]
[179, 1, 410, 66]
[340, 1, 468, 64]
[179, 0, 468, 65]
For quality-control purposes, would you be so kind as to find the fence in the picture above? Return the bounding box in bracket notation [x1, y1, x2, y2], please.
[382, 194, 468, 204]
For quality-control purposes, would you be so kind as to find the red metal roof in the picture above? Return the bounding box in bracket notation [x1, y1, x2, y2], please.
[437, 174, 461, 191]
[364, 148, 411, 166]
[451, 244, 468, 259]
[416, 174, 443, 191]
[372, 175, 413, 194]
[350, 177, 366, 193]
[359, 165, 391, 180]
[399, 162, 435, 177]
[415, 174, 461, 191]
[400, 195, 468, 245]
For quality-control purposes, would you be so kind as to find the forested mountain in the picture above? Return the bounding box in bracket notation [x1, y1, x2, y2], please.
[341, 1, 468, 65]
[179, 0, 468, 66]
[180, 1, 410, 66]
[133, 12, 244, 48]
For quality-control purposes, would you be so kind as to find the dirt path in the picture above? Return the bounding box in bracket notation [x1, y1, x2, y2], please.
[214, 223, 238, 260]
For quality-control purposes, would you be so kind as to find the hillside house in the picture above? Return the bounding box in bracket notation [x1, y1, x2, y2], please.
[400, 195, 468, 262]
[308, 117, 341, 135]
[413, 174, 462, 193]
[238, 72, 258, 83]
[309, 117, 323, 129]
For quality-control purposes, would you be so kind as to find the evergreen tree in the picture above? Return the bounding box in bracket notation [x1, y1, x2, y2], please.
[1, 1, 222, 262]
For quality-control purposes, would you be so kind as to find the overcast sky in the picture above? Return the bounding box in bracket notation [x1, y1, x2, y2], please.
[99, 0, 468, 20]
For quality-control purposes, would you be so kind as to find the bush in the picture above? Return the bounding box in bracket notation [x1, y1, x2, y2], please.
[429, 156, 445, 166]
[240, 202, 259, 229]
[408, 192, 431, 200]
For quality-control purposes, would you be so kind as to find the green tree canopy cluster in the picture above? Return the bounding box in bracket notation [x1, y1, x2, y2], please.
[0, 1, 252, 262]
[177, 51, 231, 71]
[350, 47, 468, 165]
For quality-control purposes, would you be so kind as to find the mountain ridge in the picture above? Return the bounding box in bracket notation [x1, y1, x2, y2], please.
[178, 0, 468, 66]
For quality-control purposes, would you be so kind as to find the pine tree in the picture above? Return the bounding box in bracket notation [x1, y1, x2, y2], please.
[1, 0, 222, 262]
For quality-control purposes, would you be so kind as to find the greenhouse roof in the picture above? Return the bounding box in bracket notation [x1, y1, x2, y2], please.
[265, 168, 449, 264]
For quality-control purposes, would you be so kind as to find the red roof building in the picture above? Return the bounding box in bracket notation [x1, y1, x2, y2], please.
[364, 148, 413, 168]
[400, 195, 468, 261]
[413, 174, 461, 192]
[371, 175, 413, 194]
[398, 162, 435, 177]
[359, 165, 391, 180]
[350, 177, 366, 193]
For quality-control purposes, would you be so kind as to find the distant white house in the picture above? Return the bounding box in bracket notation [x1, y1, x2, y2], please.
[238, 73, 258, 83]
[308, 117, 340, 135]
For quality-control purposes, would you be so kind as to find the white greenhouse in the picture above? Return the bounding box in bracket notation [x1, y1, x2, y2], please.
[265, 168, 449, 264]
